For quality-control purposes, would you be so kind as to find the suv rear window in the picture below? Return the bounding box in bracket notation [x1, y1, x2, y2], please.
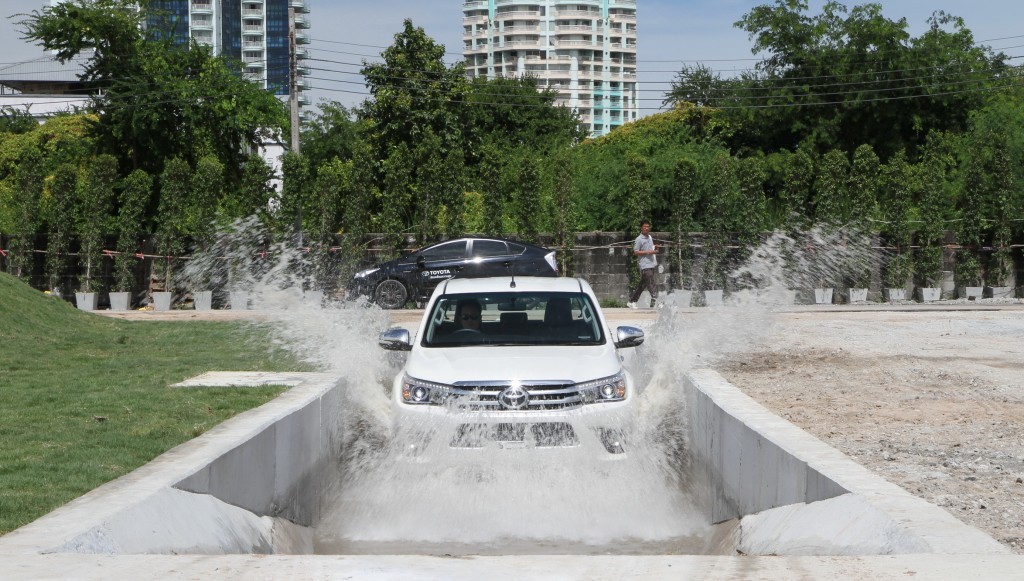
[422, 292, 604, 347]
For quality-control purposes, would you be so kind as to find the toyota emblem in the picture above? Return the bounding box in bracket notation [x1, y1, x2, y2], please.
[498, 385, 530, 410]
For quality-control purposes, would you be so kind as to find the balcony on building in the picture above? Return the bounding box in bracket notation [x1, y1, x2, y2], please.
[191, 16, 213, 30]
[503, 37, 541, 49]
[463, 0, 489, 9]
[242, 7, 263, 18]
[191, 1, 213, 14]
[294, 15, 310, 29]
[298, 93, 312, 106]
[555, 9, 601, 19]
[243, 56, 265, 68]
[295, 48, 310, 60]
[556, 24, 599, 33]
[495, 9, 541, 20]
[289, 0, 310, 13]
[243, 39, 264, 50]
[296, 32, 311, 45]
[296, 78, 311, 91]
[243, 22, 263, 34]
[192, 31, 214, 45]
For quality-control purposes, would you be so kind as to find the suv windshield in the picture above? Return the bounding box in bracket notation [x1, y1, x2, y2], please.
[422, 292, 605, 347]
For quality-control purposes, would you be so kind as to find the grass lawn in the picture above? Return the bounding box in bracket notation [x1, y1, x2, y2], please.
[0, 273, 309, 534]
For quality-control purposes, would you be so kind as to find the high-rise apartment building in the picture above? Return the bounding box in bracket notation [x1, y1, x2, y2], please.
[144, 0, 312, 104]
[463, 0, 638, 137]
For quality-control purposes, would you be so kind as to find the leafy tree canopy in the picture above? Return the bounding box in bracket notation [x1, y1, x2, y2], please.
[20, 0, 287, 180]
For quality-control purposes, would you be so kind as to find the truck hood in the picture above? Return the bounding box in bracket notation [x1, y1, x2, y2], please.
[404, 344, 622, 385]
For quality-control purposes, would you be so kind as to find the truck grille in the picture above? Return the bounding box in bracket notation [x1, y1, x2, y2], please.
[449, 381, 581, 411]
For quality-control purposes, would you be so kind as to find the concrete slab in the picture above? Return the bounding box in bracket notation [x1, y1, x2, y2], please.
[171, 371, 323, 388]
[1, 553, 1022, 580]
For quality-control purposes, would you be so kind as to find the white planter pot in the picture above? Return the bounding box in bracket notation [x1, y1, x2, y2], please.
[985, 286, 1012, 299]
[230, 291, 250, 310]
[957, 286, 983, 300]
[153, 291, 173, 311]
[847, 288, 868, 303]
[884, 288, 906, 302]
[813, 288, 833, 304]
[702, 289, 723, 306]
[109, 292, 131, 312]
[75, 292, 98, 311]
[917, 287, 941, 302]
[193, 290, 213, 311]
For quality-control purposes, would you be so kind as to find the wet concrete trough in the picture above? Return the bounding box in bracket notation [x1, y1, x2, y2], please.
[0, 363, 1017, 579]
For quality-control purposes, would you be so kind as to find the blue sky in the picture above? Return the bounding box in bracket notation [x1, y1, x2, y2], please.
[2, 0, 1023, 116]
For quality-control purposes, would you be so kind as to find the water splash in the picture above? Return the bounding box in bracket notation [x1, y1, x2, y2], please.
[183, 221, 877, 555]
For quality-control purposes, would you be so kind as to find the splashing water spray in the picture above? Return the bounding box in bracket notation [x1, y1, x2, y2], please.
[183, 221, 880, 555]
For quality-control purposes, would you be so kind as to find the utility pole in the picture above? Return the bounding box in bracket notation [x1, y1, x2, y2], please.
[288, 4, 302, 247]
[288, 6, 300, 154]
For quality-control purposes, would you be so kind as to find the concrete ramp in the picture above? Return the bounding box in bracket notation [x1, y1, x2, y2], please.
[686, 369, 1007, 555]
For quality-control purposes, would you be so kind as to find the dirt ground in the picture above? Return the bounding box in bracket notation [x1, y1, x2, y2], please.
[715, 305, 1024, 554]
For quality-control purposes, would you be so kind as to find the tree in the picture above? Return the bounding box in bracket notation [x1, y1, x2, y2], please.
[0, 106, 39, 135]
[280, 152, 312, 243]
[113, 169, 151, 292]
[43, 164, 78, 294]
[360, 19, 471, 235]
[75, 154, 118, 293]
[300, 101, 361, 170]
[669, 157, 700, 289]
[550, 150, 577, 275]
[663, 63, 737, 109]
[21, 0, 287, 181]
[735, 155, 768, 245]
[190, 155, 223, 248]
[467, 75, 585, 154]
[309, 159, 348, 292]
[813, 150, 848, 224]
[512, 154, 542, 243]
[156, 157, 191, 291]
[475, 143, 507, 236]
[779, 149, 816, 227]
[846, 144, 879, 225]
[731, 1, 1008, 157]
[223, 153, 276, 223]
[914, 132, 956, 287]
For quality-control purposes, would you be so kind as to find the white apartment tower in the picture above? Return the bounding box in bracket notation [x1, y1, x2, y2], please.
[463, 0, 638, 137]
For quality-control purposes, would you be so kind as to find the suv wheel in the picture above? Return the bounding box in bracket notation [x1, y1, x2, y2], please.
[374, 279, 407, 309]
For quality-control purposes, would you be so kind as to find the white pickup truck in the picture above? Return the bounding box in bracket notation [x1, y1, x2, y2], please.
[378, 276, 645, 456]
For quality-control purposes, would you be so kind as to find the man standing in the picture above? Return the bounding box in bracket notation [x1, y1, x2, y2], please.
[628, 220, 659, 309]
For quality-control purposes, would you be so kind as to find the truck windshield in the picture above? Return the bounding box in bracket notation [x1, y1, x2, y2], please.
[422, 292, 605, 347]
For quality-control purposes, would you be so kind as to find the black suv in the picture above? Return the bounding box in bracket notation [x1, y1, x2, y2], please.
[349, 237, 558, 309]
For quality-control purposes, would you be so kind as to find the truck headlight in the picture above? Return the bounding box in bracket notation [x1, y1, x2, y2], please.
[578, 371, 627, 403]
[401, 374, 450, 405]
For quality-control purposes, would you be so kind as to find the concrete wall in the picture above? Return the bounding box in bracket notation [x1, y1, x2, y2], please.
[685, 369, 1009, 555]
[0, 374, 341, 556]
[175, 377, 341, 527]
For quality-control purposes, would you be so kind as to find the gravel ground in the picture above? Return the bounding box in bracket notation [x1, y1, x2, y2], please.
[715, 306, 1024, 554]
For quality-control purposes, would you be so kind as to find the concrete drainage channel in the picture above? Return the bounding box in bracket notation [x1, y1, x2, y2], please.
[0, 371, 1017, 579]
